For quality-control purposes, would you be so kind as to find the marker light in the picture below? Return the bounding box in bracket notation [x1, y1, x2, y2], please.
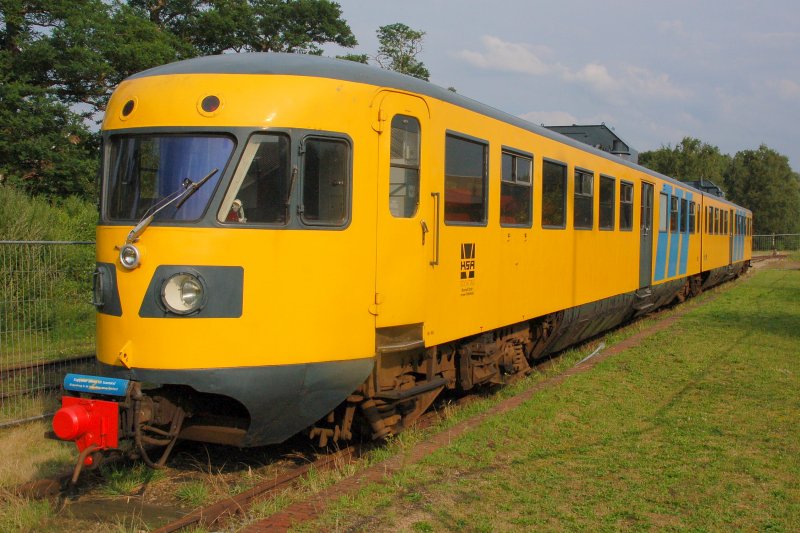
[161, 273, 205, 315]
[119, 244, 141, 269]
[201, 95, 221, 113]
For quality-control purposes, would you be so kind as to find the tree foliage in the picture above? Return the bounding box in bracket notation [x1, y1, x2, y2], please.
[375, 23, 429, 80]
[640, 139, 800, 235]
[0, 0, 356, 200]
[724, 145, 800, 234]
[638, 137, 730, 184]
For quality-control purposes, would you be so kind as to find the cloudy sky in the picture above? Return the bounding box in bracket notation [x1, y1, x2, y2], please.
[325, 0, 800, 170]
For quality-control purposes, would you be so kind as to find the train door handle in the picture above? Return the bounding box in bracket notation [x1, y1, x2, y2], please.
[430, 192, 440, 266]
[420, 220, 429, 245]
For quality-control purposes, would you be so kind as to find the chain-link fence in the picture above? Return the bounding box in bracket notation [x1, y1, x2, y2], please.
[0, 241, 97, 426]
[753, 234, 800, 254]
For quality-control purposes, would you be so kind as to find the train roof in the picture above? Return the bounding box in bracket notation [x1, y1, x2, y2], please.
[128, 53, 748, 212]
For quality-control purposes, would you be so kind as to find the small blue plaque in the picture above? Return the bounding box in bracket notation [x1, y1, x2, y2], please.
[64, 373, 129, 397]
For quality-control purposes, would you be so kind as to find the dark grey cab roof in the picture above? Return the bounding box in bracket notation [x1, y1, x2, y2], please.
[129, 53, 745, 211]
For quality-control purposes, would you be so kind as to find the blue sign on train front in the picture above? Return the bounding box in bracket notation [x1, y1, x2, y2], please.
[64, 373, 129, 396]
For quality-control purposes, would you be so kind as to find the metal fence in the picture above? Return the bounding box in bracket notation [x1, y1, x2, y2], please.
[0, 241, 97, 426]
[752, 234, 800, 254]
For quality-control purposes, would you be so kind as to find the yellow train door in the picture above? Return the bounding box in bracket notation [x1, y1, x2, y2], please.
[374, 91, 432, 329]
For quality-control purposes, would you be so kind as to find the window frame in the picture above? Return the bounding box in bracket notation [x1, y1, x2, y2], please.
[659, 192, 669, 232]
[499, 146, 534, 228]
[388, 114, 422, 219]
[598, 174, 616, 231]
[541, 158, 568, 229]
[444, 131, 489, 226]
[619, 180, 634, 231]
[218, 131, 292, 227]
[299, 134, 353, 228]
[688, 201, 696, 235]
[680, 197, 688, 233]
[573, 166, 595, 230]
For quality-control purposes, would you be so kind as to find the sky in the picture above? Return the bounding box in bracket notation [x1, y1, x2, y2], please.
[324, 0, 800, 171]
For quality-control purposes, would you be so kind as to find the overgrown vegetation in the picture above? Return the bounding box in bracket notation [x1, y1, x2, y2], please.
[639, 138, 800, 235]
[0, 187, 96, 365]
[297, 269, 800, 531]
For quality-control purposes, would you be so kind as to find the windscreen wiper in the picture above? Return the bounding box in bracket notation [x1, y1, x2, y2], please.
[126, 168, 218, 244]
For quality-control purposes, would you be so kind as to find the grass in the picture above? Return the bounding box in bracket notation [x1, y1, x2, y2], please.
[0, 420, 73, 489]
[101, 462, 167, 496]
[0, 490, 52, 533]
[175, 480, 209, 507]
[297, 269, 800, 532]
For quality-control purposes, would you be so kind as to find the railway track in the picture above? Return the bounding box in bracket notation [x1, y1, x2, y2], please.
[34, 280, 740, 531]
[0, 354, 94, 405]
[147, 353, 574, 532]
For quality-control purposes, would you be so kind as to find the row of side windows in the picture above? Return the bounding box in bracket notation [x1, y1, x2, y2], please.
[703, 206, 752, 236]
[389, 121, 750, 237]
[658, 194, 699, 234]
[440, 130, 635, 231]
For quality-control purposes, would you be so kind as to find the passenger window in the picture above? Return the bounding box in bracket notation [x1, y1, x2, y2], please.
[219, 133, 290, 225]
[714, 208, 719, 234]
[599, 175, 615, 230]
[389, 115, 420, 218]
[689, 201, 696, 234]
[619, 181, 633, 231]
[573, 168, 594, 230]
[670, 196, 679, 232]
[444, 133, 487, 224]
[680, 198, 688, 233]
[659, 193, 668, 232]
[301, 137, 350, 226]
[542, 160, 567, 228]
[500, 150, 533, 226]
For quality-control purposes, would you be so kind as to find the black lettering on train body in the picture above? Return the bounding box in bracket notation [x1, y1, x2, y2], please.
[460, 243, 476, 280]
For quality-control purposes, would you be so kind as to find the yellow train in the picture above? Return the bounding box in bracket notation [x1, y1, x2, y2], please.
[51, 53, 752, 473]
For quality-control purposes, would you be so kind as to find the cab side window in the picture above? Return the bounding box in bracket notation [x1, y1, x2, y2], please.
[301, 137, 350, 226]
[219, 133, 291, 225]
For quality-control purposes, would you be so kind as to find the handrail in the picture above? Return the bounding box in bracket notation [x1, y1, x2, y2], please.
[430, 192, 440, 266]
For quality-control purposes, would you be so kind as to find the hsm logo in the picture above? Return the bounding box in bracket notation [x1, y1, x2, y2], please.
[460, 243, 476, 280]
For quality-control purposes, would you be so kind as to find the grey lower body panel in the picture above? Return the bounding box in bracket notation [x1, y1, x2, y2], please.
[99, 358, 374, 446]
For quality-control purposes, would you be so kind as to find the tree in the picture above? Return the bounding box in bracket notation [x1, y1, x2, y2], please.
[724, 145, 800, 235]
[375, 23, 429, 80]
[639, 137, 730, 184]
[0, 0, 358, 200]
[133, 0, 357, 55]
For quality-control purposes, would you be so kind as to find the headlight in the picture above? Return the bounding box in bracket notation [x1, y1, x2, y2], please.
[119, 244, 141, 270]
[161, 273, 205, 315]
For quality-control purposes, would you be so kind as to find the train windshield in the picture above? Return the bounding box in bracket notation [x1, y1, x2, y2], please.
[105, 134, 235, 221]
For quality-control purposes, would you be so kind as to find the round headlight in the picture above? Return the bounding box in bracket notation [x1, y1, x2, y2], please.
[119, 244, 141, 270]
[161, 273, 205, 315]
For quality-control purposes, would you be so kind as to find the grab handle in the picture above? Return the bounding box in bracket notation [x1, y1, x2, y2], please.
[430, 192, 440, 266]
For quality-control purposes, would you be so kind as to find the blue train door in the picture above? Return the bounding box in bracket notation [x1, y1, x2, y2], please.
[639, 181, 654, 288]
[374, 92, 431, 328]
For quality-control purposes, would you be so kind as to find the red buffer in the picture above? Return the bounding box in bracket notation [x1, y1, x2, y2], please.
[53, 397, 120, 467]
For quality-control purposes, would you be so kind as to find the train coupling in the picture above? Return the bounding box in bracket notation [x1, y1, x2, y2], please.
[51, 373, 129, 483]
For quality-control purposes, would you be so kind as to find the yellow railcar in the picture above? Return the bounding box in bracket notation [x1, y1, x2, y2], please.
[52, 54, 751, 474]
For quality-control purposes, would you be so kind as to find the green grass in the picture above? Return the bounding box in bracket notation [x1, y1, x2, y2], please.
[100, 462, 167, 496]
[300, 269, 800, 532]
[175, 480, 210, 507]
